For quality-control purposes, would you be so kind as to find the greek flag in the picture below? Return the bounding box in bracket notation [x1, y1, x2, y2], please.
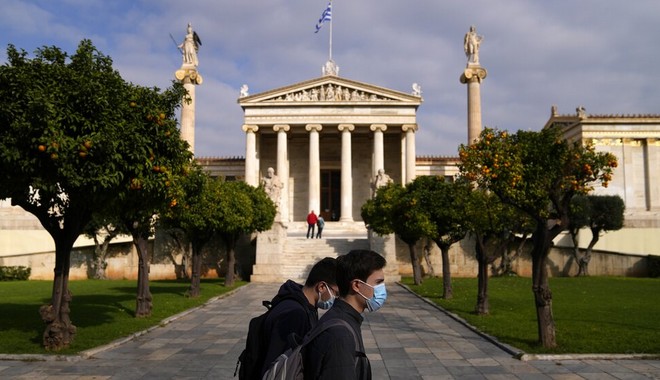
[315, 2, 332, 33]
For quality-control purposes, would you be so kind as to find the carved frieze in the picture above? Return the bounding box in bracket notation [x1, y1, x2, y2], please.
[263, 84, 395, 103]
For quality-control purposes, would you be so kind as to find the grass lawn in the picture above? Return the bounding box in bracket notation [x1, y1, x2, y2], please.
[402, 276, 660, 355]
[0, 278, 245, 355]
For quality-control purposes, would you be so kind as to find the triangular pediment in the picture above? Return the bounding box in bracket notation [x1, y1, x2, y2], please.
[239, 76, 422, 107]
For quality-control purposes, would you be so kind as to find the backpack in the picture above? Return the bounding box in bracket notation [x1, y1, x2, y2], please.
[261, 318, 363, 380]
[235, 295, 307, 380]
[235, 300, 273, 380]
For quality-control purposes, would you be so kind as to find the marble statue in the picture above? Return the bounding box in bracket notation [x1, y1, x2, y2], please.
[412, 83, 422, 97]
[179, 23, 201, 67]
[240, 84, 249, 97]
[463, 25, 483, 65]
[371, 168, 393, 197]
[262, 167, 283, 204]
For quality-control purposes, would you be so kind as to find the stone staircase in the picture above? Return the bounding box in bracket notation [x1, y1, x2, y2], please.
[251, 221, 370, 283]
[281, 235, 370, 283]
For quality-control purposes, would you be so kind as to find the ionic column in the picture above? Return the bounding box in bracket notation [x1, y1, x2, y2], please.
[402, 124, 418, 184]
[242, 124, 259, 186]
[460, 67, 487, 145]
[274, 124, 290, 222]
[338, 124, 354, 222]
[306, 124, 322, 214]
[370, 124, 387, 175]
[174, 69, 203, 154]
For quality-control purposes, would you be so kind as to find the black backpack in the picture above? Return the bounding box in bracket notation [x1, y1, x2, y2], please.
[235, 295, 304, 380]
[261, 318, 364, 380]
[235, 300, 273, 380]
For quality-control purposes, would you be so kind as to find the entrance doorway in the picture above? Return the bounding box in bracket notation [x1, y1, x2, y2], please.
[320, 170, 340, 221]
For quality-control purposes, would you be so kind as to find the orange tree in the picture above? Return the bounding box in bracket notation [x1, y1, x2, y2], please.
[362, 182, 434, 285]
[217, 181, 276, 287]
[403, 176, 471, 294]
[160, 164, 222, 297]
[0, 41, 189, 348]
[458, 127, 617, 348]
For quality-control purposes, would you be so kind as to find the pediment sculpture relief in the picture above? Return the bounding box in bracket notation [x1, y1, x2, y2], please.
[265, 84, 394, 102]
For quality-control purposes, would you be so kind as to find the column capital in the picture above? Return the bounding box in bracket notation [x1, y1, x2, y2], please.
[338, 124, 355, 132]
[370, 124, 387, 132]
[460, 67, 488, 84]
[402, 124, 418, 132]
[273, 124, 290, 132]
[305, 124, 323, 132]
[242, 124, 259, 133]
[175, 69, 203, 85]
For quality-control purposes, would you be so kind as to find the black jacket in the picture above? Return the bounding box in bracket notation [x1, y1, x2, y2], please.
[303, 299, 370, 380]
[261, 280, 317, 376]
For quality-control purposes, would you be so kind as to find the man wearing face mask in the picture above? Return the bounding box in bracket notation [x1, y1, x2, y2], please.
[260, 257, 338, 377]
[303, 250, 387, 380]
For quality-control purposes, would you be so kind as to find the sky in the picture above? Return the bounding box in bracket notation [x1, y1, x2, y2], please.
[2, 0, 659, 159]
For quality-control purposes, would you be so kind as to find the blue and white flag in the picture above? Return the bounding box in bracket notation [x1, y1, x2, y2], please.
[315, 2, 332, 33]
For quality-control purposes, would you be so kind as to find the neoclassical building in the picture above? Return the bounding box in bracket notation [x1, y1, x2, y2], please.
[237, 62, 423, 224]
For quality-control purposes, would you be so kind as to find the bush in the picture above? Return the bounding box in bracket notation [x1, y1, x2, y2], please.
[0, 266, 31, 281]
[648, 255, 660, 278]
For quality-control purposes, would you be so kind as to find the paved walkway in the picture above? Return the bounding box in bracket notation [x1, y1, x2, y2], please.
[1, 283, 659, 379]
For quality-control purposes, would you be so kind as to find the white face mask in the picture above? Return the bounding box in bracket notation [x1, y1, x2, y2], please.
[356, 280, 387, 312]
[316, 282, 336, 310]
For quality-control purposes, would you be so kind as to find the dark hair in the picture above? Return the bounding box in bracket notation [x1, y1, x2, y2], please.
[305, 257, 337, 287]
[336, 250, 386, 297]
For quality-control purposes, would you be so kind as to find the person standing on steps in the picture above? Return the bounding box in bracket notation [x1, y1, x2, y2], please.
[306, 210, 318, 239]
[316, 215, 325, 239]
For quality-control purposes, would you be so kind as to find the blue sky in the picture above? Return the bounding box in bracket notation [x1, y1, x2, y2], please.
[2, 0, 659, 158]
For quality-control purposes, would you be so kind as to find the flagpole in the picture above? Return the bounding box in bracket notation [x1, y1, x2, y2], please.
[329, 0, 333, 61]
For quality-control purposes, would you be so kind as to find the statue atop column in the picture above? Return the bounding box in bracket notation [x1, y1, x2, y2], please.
[262, 167, 283, 205]
[371, 169, 392, 197]
[179, 23, 201, 67]
[463, 25, 483, 65]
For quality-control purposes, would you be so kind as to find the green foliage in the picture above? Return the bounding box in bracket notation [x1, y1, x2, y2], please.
[406, 176, 471, 247]
[404, 276, 660, 354]
[361, 182, 405, 236]
[458, 127, 618, 222]
[0, 279, 245, 354]
[0, 266, 31, 281]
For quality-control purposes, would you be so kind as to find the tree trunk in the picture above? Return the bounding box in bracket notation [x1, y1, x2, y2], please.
[578, 228, 600, 277]
[224, 234, 237, 287]
[40, 236, 78, 351]
[423, 240, 435, 277]
[408, 243, 422, 285]
[474, 235, 489, 315]
[187, 241, 203, 297]
[531, 225, 557, 348]
[438, 243, 453, 299]
[569, 229, 585, 277]
[133, 234, 152, 318]
[92, 233, 113, 280]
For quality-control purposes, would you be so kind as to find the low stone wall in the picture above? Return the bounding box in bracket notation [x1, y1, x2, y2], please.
[395, 236, 650, 278]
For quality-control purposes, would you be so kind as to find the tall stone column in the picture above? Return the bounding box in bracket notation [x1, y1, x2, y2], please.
[338, 124, 354, 222]
[242, 124, 259, 186]
[274, 125, 290, 222]
[174, 69, 203, 154]
[460, 66, 487, 145]
[402, 124, 418, 184]
[306, 124, 322, 214]
[370, 124, 387, 175]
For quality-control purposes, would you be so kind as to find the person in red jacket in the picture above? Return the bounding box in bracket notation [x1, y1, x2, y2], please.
[306, 210, 318, 239]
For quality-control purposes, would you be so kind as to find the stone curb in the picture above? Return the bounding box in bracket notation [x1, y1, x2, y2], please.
[396, 282, 660, 362]
[0, 284, 246, 363]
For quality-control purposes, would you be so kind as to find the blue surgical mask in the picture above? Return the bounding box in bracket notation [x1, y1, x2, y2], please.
[316, 282, 336, 310]
[357, 280, 387, 312]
